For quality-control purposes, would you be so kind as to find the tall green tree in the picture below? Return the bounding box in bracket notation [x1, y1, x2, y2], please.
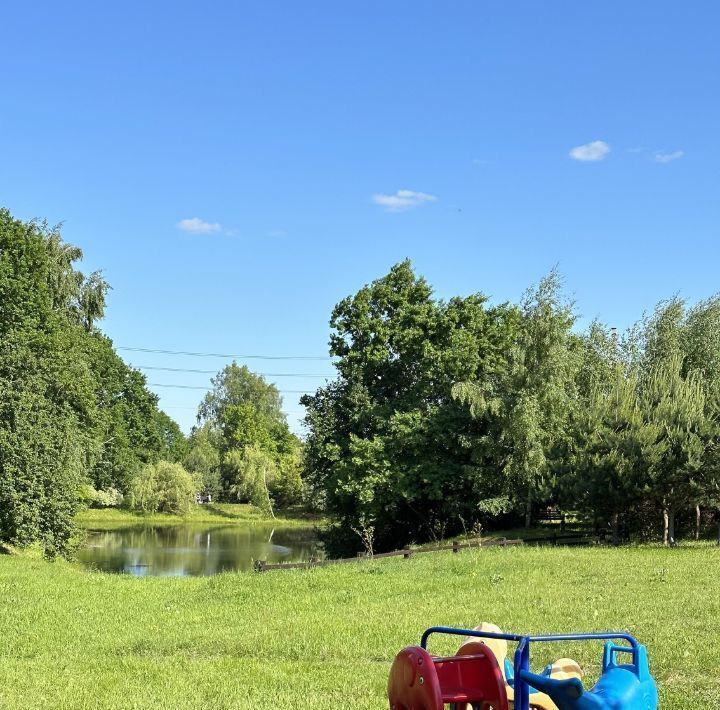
[0, 208, 185, 555]
[453, 270, 579, 526]
[0, 210, 99, 555]
[83, 334, 167, 493]
[197, 363, 304, 503]
[303, 260, 519, 551]
[183, 424, 222, 498]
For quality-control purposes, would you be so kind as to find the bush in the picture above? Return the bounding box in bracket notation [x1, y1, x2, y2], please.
[128, 461, 197, 515]
[79, 485, 124, 508]
[94, 487, 124, 508]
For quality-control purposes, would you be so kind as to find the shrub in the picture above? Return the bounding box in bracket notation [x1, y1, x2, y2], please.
[93, 487, 124, 508]
[128, 461, 197, 515]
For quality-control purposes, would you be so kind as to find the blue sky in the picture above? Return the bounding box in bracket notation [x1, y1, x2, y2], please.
[2, 1, 719, 434]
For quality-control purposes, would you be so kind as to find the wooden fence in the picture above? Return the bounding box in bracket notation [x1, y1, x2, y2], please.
[253, 530, 598, 573]
[254, 536, 523, 573]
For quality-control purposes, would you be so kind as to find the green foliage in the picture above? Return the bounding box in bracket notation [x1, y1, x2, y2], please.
[82, 485, 124, 508]
[302, 260, 521, 550]
[128, 461, 198, 515]
[183, 425, 222, 498]
[0, 209, 99, 556]
[306, 261, 720, 550]
[225, 446, 278, 516]
[0, 208, 185, 555]
[84, 334, 171, 493]
[195, 363, 304, 505]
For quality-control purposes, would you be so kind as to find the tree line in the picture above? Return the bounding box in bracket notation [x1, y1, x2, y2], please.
[4, 206, 718, 558]
[302, 261, 720, 553]
[0, 209, 302, 556]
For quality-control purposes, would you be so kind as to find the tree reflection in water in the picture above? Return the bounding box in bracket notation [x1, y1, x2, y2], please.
[77, 524, 322, 576]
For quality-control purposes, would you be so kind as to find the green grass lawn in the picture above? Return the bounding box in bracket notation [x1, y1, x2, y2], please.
[76, 503, 319, 528]
[1, 545, 719, 708]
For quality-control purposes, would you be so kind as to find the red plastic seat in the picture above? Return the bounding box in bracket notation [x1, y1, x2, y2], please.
[388, 645, 509, 710]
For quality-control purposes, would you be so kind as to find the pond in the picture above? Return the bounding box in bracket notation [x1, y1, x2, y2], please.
[77, 523, 323, 577]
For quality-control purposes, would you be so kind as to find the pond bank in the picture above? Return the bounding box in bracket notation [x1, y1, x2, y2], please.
[76, 503, 321, 528]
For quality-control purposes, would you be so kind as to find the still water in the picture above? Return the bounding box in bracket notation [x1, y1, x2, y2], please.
[77, 524, 323, 576]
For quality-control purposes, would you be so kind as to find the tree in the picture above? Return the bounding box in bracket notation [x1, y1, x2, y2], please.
[196, 363, 303, 502]
[641, 357, 713, 544]
[0, 210, 99, 555]
[569, 369, 663, 544]
[183, 425, 222, 499]
[198, 363, 285, 447]
[83, 335, 166, 493]
[128, 461, 198, 515]
[637, 299, 720, 543]
[225, 446, 277, 517]
[453, 270, 579, 526]
[302, 260, 519, 551]
[0, 208, 186, 555]
[155, 410, 188, 463]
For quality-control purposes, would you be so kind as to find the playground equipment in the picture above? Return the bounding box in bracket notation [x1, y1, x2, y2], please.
[387, 623, 658, 710]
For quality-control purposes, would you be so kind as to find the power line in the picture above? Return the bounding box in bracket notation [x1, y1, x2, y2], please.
[119, 346, 330, 361]
[133, 364, 334, 377]
[162, 405, 308, 414]
[148, 382, 314, 394]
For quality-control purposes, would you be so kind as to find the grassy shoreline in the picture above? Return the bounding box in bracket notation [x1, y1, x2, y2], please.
[1, 545, 719, 708]
[76, 503, 321, 528]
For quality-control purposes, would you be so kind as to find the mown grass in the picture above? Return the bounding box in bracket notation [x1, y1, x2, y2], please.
[76, 503, 319, 529]
[1, 545, 719, 708]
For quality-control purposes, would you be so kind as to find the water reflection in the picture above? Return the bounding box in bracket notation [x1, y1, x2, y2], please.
[77, 524, 322, 576]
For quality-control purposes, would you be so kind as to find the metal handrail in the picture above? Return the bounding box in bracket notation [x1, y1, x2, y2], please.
[419, 626, 639, 710]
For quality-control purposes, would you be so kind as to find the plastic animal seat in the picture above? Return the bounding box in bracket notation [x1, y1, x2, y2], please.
[388, 645, 509, 710]
[456, 625, 583, 710]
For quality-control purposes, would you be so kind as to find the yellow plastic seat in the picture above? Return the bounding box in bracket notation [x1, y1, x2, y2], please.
[455, 624, 583, 710]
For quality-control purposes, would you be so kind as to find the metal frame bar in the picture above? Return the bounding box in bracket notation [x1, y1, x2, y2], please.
[419, 626, 639, 710]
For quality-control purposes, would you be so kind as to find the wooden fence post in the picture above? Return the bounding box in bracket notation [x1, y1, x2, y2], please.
[254, 560, 267, 573]
[452, 540, 459, 554]
[403, 545, 412, 559]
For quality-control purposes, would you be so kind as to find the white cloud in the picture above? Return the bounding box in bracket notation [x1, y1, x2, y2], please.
[569, 140, 611, 162]
[176, 217, 222, 234]
[655, 150, 684, 164]
[268, 228, 288, 238]
[372, 189, 438, 212]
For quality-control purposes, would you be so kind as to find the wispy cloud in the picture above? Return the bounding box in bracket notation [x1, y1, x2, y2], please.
[267, 228, 288, 238]
[176, 217, 222, 234]
[569, 140, 611, 162]
[372, 189, 438, 212]
[655, 150, 684, 164]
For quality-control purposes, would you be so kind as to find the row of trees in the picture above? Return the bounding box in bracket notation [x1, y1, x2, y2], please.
[0, 209, 188, 555]
[302, 261, 720, 553]
[0, 209, 305, 556]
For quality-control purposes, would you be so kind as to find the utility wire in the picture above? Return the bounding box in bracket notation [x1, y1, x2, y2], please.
[148, 382, 314, 394]
[119, 346, 330, 361]
[133, 364, 333, 377]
